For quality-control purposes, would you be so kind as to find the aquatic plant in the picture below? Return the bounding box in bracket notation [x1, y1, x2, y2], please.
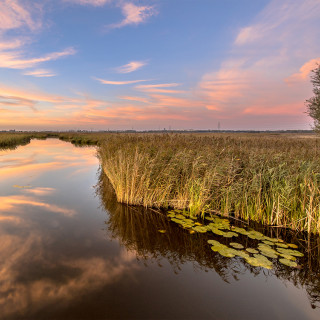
[166, 208, 304, 269]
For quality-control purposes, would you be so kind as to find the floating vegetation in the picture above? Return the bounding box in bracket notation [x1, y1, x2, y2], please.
[166, 209, 304, 269]
[251, 254, 273, 269]
[277, 248, 304, 257]
[218, 248, 238, 258]
[275, 243, 289, 248]
[279, 258, 298, 268]
[246, 248, 259, 254]
[223, 232, 238, 238]
[230, 242, 244, 249]
[193, 226, 207, 233]
[262, 240, 275, 246]
[287, 243, 299, 249]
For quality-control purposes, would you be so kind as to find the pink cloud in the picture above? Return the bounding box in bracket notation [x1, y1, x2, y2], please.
[94, 77, 149, 85]
[64, 0, 111, 6]
[135, 83, 181, 89]
[0, 0, 42, 31]
[0, 47, 76, 69]
[23, 69, 57, 77]
[119, 96, 149, 103]
[108, 2, 157, 29]
[115, 60, 147, 73]
[285, 58, 320, 84]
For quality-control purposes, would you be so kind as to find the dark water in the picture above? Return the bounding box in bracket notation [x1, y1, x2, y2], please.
[0, 139, 320, 320]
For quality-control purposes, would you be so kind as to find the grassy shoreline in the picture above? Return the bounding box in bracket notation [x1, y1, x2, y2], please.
[2, 131, 320, 234]
[0, 132, 55, 149]
[96, 133, 320, 234]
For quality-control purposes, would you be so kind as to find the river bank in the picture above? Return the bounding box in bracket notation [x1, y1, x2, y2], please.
[2, 131, 320, 234]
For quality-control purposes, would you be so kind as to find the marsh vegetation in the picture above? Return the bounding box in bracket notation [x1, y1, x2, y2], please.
[96, 132, 320, 234]
[2, 131, 320, 234]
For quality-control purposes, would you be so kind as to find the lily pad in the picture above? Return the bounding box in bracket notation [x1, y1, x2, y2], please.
[258, 244, 278, 257]
[246, 248, 259, 254]
[278, 253, 296, 261]
[277, 248, 304, 257]
[245, 256, 272, 269]
[262, 240, 275, 246]
[223, 232, 238, 238]
[253, 254, 273, 268]
[275, 243, 288, 248]
[247, 230, 264, 240]
[279, 258, 298, 268]
[263, 237, 279, 242]
[211, 244, 228, 252]
[230, 242, 244, 249]
[235, 251, 250, 259]
[193, 226, 207, 233]
[259, 251, 278, 259]
[217, 248, 238, 258]
[210, 228, 226, 236]
[287, 243, 298, 249]
[231, 226, 246, 232]
[208, 239, 221, 246]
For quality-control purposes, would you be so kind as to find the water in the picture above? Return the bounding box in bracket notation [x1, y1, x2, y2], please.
[0, 139, 320, 320]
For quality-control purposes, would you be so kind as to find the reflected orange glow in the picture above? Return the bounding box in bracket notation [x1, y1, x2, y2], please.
[0, 195, 76, 216]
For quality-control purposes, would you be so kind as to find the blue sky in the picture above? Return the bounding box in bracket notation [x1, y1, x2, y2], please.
[0, 0, 319, 130]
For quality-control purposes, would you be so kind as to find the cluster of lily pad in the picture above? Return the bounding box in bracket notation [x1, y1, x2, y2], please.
[165, 209, 304, 269]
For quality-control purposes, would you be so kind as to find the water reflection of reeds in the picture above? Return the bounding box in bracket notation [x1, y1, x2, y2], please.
[97, 172, 320, 309]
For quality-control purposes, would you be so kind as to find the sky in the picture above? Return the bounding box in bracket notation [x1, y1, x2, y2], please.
[0, 0, 319, 131]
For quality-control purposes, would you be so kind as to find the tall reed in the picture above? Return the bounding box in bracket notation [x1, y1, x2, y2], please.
[97, 133, 320, 233]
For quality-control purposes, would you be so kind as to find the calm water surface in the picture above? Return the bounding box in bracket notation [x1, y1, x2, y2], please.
[0, 139, 320, 320]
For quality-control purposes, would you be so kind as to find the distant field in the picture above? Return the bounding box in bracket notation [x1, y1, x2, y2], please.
[2, 131, 320, 234]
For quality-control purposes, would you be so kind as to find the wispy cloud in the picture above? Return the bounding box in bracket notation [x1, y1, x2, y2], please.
[94, 77, 149, 85]
[0, 1, 76, 71]
[235, 0, 320, 46]
[119, 96, 149, 103]
[0, 0, 42, 31]
[0, 47, 76, 69]
[0, 94, 37, 112]
[108, 2, 157, 29]
[135, 83, 181, 89]
[23, 69, 57, 77]
[197, 0, 320, 127]
[135, 83, 184, 93]
[115, 60, 147, 73]
[64, 0, 111, 6]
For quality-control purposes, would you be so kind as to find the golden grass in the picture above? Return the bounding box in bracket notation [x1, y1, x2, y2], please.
[3, 131, 320, 234]
[93, 132, 320, 233]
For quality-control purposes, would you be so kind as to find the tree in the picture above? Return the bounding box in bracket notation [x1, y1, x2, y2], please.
[306, 64, 320, 131]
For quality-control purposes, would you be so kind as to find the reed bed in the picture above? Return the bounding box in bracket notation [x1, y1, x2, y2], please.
[0, 133, 33, 149]
[3, 131, 320, 233]
[0, 132, 54, 149]
[94, 133, 320, 234]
